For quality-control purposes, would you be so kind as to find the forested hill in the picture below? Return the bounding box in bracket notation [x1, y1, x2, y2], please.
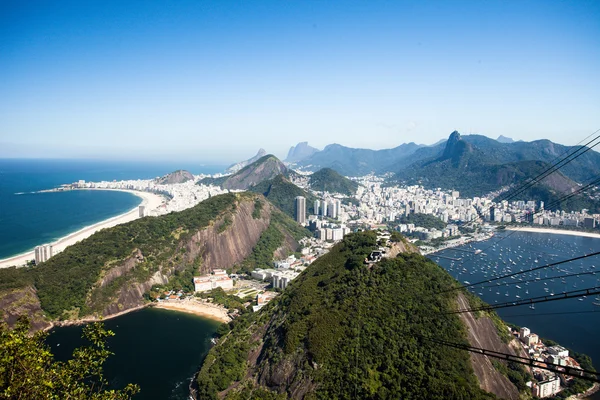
[195, 232, 500, 399]
[199, 155, 291, 190]
[0, 192, 307, 325]
[308, 167, 359, 195]
[249, 174, 318, 218]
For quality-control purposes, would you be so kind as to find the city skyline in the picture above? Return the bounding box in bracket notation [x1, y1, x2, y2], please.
[1, 1, 599, 163]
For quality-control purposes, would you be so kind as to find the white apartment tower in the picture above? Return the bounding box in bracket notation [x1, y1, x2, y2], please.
[34, 244, 53, 265]
[295, 196, 306, 225]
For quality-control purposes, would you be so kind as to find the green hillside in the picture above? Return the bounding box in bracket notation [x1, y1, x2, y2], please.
[309, 167, 359, 195]
[249, 174, 318, 218]
[199, 155, 290, 190]
[196, 232, 496, 399]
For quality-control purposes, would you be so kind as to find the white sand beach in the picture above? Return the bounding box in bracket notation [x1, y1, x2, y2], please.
[505, 226, 600, 239]
[153, 299, 231, 323]
[0, 189, 165, 269]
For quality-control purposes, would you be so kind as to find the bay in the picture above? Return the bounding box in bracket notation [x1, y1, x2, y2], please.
[431, 230, 600, 397]
[46, 308, 220, 400]
[0, 159, 226, 259]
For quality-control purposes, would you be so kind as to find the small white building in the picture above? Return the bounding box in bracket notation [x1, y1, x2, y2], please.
[533, 376, 560, 398]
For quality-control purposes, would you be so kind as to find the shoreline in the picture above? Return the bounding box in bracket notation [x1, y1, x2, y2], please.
[504, 226, 600, 239]
[0, 188, 166, 269]
[153, 299, 231, 323]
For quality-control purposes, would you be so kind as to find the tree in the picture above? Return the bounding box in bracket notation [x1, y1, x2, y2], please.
[0, 317, 139, 399]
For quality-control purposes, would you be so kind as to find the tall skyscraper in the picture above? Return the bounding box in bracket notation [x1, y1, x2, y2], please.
[295, 196, 306, 225]
[313, 200, 320, 216]
[139, 205, 146, 217]
[321, 201, 328, 217]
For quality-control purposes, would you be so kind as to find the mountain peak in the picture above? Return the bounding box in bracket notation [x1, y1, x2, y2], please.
[226, 149, 268, 174]
[285, 142, 319, 163]
[442, 131, 471, 161]
[496, 135, 514, 144]
[155, 169, 194, 185]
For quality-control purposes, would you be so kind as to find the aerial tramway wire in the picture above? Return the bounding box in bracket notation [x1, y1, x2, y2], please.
[496, 131, 600, 204]
[446, 285, 600, 315]
[415, 334, 600, 383]
[437, 251, 600, 294]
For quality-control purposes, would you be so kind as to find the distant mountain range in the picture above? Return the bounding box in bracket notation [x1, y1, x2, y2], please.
[285, 142, 319, 163]
[225, 148, 267, 174]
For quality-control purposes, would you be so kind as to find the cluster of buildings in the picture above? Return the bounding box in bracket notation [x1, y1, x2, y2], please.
[514, 326, 583, 398]
[34, 244, 53, 264]
[60, 177, 228, 216]
[193, 269, 234, 292]
[488, 200, 599, 228]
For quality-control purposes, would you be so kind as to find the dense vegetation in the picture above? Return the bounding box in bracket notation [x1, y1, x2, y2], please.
[0, 318, 139, 399]
[197, 232, 496, 399]
[249, 174, 318, 218]
[0, 193, 240, 319]
[398, 212, 447, 230]
[308, 167, 359, 195]
[238, 210, 311, 273]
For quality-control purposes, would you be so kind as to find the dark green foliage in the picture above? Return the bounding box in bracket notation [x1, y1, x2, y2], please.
[252, 199, 263, 219]
[0, 267, 34, 291]
[399, 212, 446, 230]
[0, 194, 239, 319]
[198, 232, 496, 399]
[249, 175, 318, 218]
[238, 210, 310, 273]
[308, 168, 359, 195]
[0, 317, 139, 399]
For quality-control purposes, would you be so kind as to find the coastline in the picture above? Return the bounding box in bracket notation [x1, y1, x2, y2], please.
[0, 189, 166, 269]
[153, 299, 231, 323]
[504, 226, 600, 239]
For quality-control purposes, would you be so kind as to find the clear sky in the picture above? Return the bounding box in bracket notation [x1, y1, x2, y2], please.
[1, 0, 599, 164]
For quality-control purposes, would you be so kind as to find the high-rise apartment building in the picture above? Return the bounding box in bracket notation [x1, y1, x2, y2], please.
[295, 196, 306, 225]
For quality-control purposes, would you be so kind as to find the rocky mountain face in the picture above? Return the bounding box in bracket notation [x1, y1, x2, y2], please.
[95, 197, 275, 316]
[155, 169, 195, 184]
[285, 142, 319, 163]
[226, 149, 267, 174]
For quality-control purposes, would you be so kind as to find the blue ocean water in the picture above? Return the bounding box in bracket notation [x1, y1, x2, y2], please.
[0, 159, 225, 260]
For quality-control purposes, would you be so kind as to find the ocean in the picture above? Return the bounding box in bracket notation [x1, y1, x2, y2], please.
[0, 159, 225, 260]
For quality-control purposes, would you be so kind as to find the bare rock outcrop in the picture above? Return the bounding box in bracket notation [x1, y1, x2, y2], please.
[457, 293, 521, 400]
[95, 196, 275, 318]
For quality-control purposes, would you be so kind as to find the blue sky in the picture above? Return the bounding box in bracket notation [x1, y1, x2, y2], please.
[1, 0, 599, 163]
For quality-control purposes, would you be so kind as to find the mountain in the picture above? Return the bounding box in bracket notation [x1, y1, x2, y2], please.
[195, 231, 523, 399]
[155, 169, 194, 185]
[225, 149, 267, 174]
[496, 135, 515, 143]
[249, 174, 317, 218]
[309, 167, 359, 195]
[0, 192, 308, 326]
[393, 131, 596, 203]
[294, 142, 425, 176]
[285, 142, 319, 163]
[200, 155, 290, 191]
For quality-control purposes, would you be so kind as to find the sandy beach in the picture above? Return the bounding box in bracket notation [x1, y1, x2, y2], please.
[505, 226, 600, 239]
[0, 189, 165, 269]
[153, 299, 231, 323]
